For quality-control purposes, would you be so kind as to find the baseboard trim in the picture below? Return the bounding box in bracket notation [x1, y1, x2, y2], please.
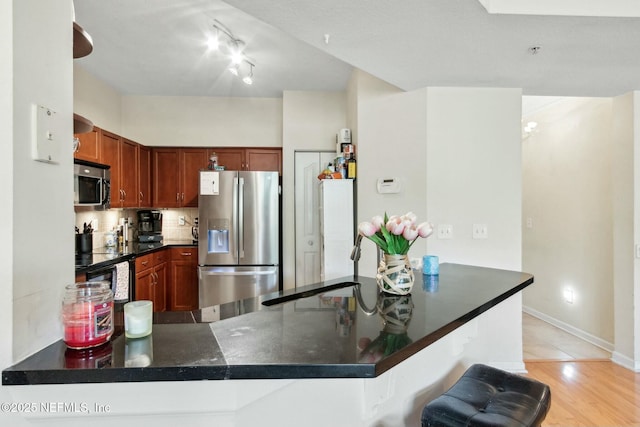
[522, 306, 614, 353]
[611, 351, 640, 372]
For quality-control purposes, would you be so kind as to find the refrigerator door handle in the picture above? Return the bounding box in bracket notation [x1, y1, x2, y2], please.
[199, 268, 277, 277]
[238, 176, 245, 259]
[233, 176, 239, 263]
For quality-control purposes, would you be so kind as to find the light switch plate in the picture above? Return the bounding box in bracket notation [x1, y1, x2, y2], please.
[31, 104, 61, 164]
[437, 224, 453, 239]
[473, 224, 488, 239]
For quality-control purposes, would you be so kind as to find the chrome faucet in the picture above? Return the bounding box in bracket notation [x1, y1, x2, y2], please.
[350, 234, 363, 261]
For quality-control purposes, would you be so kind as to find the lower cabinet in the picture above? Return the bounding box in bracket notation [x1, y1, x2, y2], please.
[135, 251, 168, 312]
[135, 246, 198, 312]
[169, 247, 199, 311]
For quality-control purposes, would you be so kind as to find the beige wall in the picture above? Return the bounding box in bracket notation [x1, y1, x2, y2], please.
[74, 63, 123, 133]
[522, 97, 614, 347]
[121, 95, 282, 147]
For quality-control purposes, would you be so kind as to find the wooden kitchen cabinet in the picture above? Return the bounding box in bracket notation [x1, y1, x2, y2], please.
[120, 138, 139, 208]
[152, 148, 208, 208]
[169, 247, 198, 311]
[209, 147, 282, 175]
[246, 148, 282, 174]
[73, 126, 100, 163]
[100, 131, 142, 208]
[135, 251, 167, 312]
[138, 145, 151, 207]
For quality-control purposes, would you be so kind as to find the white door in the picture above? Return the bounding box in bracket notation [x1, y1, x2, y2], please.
[294, 151, 335, 288]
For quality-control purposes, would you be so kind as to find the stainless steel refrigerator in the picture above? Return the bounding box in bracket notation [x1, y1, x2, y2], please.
[198, 170, 280, 307]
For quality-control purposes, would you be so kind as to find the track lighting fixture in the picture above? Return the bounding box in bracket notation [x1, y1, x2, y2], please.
[209, 19, 256, 85]
[243, 64, 254, 85]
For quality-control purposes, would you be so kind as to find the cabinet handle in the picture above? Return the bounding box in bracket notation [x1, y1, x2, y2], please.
[141, 260, 149, 266]
[122, 189, 127, 200]
[181, 193, 185, 201]
[181, 252, 192, 256]
[176, 193, 180, 202]
[75, 139, 81, 153]
[139, 191, 144, 202]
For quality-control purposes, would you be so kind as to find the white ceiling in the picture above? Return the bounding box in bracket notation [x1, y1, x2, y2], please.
[74, 0, 640, 99]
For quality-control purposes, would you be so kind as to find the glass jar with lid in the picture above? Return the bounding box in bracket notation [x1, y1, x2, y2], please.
[62, 281, 114, 349]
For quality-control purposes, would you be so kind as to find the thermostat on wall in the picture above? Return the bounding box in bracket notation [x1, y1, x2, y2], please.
[376, 177, 401, 194]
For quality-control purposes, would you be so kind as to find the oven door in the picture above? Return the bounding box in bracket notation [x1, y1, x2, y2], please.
[86, 261, 132, 302]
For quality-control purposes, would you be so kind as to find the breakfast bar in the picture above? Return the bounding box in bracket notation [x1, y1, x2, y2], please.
[2, 263, 533, 426]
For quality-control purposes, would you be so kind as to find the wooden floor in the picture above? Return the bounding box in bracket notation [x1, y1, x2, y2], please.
[522, 313, 640, 426]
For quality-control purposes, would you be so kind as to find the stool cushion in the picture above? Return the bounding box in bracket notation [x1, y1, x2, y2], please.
[421, 364, 551, 427]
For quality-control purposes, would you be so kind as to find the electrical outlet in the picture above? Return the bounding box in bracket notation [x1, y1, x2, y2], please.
[178, 216, 185, 226]
[437, 224, 453, 239]
[92, 219, 99, 231]
[472, 224, 488, 239]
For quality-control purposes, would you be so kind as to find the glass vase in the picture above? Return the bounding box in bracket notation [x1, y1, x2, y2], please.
[376, 253, 415, 295]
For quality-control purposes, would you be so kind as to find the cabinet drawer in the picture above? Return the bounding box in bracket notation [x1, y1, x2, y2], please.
[154, 248, 169, 264]
[170, 246, 197, 261]
[135, 253, 154, 271]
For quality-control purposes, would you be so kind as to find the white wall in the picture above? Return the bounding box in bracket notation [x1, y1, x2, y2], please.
[426, 87, 523, 271]
[353, 70, 429, 274]
[121, 96, 283, 147]
[282, 90, 347, 289]
[0, 0, 14, 376]
[522, 97, 614, 346]
[11, 0, 74, 361]
[612, 92, 640, 369]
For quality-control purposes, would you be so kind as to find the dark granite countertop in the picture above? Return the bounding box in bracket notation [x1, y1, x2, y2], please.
[2, 263, 533, 385]
[75, 239, 197, 273]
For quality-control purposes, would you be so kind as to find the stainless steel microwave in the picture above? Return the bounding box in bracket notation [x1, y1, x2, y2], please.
[74, 159, 111, 209]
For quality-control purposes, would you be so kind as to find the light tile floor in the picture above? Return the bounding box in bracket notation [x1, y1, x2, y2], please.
[522, 312, 611, 361]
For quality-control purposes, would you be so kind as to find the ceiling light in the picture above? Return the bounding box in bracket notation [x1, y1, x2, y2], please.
[243, 65, 254, 85]
[209, 19, 256, 85]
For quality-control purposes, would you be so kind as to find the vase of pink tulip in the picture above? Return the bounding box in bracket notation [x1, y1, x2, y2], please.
[358, 212, 434, 295]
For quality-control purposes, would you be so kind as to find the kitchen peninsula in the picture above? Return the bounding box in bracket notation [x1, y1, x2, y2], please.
[3, 264, 533, 426]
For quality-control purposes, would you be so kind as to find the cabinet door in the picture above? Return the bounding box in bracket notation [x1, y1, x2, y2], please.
[138, 145, 151, 207]
[246, 148, 282, 175]
[74, 127, 100, 163]
[135, 268, 154, 301]
[153, 262, 168, 312]
[181, 149, 208, 207]
[212, 148, 244, 171]
[100, 130, 122, 206]
[152, 148, 180, 208]
[169, 248, 198, 311]
[120, 139, 139, 208]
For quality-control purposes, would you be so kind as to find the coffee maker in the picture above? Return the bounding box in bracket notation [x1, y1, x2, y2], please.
[137, 210, 163, 248]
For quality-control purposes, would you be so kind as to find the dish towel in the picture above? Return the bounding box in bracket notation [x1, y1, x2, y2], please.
[114, 261, 130, 302]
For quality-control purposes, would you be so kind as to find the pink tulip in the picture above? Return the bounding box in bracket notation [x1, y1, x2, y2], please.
[417, 222, 434, 238]
[358, 221, 377, 237]
[371, 215, 384, 231]
[386, 217, 405, 235]
[402, 212, 417, 225]
[403, 225, 419, 241]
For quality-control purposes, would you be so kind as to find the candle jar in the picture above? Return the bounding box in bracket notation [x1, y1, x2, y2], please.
[124, 300, 153, 339]
[62, 281, 114, 349]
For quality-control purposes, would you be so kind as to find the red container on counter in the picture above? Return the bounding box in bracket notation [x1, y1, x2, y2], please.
[62, 282, 114, 349]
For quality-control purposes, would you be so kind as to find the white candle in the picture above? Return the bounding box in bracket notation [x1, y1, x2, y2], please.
[124, 300, 153, 338]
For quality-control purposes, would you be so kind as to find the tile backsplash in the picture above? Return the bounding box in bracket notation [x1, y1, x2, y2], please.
[75, 208, 198, 250]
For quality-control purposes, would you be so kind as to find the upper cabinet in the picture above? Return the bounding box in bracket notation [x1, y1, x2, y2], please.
[73, 126, 100, 163]
[152, 148, 208, 208]
[210, 147, 282, 175]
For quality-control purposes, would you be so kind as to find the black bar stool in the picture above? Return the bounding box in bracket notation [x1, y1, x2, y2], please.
[421, 364, 551, 427]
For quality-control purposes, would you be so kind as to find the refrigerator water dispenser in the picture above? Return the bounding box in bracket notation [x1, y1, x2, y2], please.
[207, 218, 230, 254]
[208, 229, 229, 253]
